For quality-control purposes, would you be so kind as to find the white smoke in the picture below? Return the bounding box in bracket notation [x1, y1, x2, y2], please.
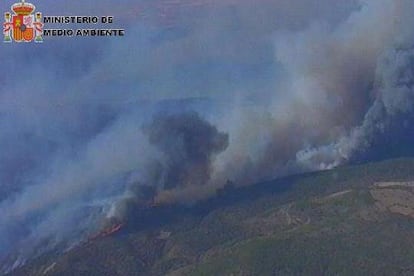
[1, 0, 414, 273]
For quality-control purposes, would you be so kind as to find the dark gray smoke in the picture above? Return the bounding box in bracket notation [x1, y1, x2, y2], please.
[95, 111, 229, 221]
[145, 112, 229, 190]
[296, 31, 414, 169]
[1, 0, 414, 273]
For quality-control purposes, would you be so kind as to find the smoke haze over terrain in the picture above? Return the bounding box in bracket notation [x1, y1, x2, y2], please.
[0, 0, 413, 272]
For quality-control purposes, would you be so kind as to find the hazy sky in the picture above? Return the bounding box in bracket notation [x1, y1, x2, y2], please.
[1, 0, 413, 272]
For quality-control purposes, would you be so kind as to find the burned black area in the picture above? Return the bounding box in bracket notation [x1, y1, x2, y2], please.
[122, 174, 296, 233]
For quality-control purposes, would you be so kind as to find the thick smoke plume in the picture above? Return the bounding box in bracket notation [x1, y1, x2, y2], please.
[145, 112, 229, 190]
[0, 0, 414, 273]
[108, 111, 229, 217]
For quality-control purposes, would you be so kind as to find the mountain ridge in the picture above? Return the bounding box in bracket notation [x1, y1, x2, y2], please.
[11, 158, 414, 276]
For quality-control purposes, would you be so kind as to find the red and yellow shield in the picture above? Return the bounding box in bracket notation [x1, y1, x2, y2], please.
[12, 14, 34, 42]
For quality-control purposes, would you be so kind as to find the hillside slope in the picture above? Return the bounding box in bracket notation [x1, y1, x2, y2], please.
[12, 158, 414, 276]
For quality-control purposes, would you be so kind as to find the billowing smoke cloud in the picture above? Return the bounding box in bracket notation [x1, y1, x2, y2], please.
[144, 112, 228, 190]
[0, 0, 414, 273]
[292, 2, 414, 169]
[107, 111, 229, 216]
[208, 0, 414, 186]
